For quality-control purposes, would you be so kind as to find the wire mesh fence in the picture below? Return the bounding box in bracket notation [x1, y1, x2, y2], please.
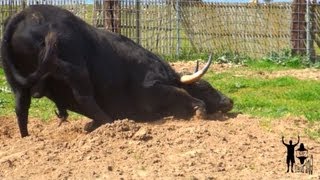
[0, 0, 88, 39]
[92, 0, 294, 59]
[178, 2, 292, 58]
[0, 0, 320, 61]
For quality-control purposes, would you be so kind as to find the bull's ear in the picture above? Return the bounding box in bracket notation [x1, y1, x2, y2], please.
[180, 54, 212, 84]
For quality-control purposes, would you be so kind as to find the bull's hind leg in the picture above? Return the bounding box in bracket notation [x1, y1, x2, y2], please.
[14, 89, 31, 137]
[30, 80, 69, 126]
[137, 84, 206, 119]
[52, 60, 113, 132]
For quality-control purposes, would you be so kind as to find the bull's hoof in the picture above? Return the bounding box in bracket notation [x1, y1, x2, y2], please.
[55, 110, 68, 119]
[20, 131, 29, 138]
[84, 121, 105, 133]
[194, 105, 207, 119]
[57, 119, 69, 127]
[55, 110, 69, 126]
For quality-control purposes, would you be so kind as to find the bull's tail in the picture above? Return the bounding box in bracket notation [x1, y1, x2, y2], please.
[1, 12, 58, 88]
[1, 12, 29, 87]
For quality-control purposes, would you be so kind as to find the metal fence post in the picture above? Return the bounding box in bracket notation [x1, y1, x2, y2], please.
[175, 0, 181, 57]
[136, 0, 140, 45]
[306, 0, 310, 59]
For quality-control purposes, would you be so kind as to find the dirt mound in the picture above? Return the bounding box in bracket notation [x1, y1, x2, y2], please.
[0, 115, 319, 179]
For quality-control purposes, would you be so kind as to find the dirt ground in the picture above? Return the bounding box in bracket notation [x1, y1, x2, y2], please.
[170, 61, 320, 81]
[1, 63, 320, 179]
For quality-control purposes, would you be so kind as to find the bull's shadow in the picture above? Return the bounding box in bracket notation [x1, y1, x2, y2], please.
[134, 112, 239, 126]
[205, 112, 239, 121]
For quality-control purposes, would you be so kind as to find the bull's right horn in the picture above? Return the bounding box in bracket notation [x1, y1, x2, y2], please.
[180, 54, 212, 84]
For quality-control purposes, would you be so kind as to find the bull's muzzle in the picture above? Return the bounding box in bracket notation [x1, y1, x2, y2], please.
[220, 98, 234, 113]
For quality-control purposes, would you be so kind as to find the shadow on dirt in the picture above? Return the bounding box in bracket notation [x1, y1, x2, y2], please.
[135, 111, 239, 126]
[205, 112, 240, 121]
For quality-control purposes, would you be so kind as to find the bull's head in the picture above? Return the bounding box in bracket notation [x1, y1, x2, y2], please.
[180, 55, 233, 114]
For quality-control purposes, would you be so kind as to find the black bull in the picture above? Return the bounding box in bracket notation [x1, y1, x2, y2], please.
[1, 5, 233, 137]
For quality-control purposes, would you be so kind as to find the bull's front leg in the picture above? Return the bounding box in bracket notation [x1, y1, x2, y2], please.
[53, 59, 113, 132]
[14, 89, 31, 137]
[72, 91, 112, 132]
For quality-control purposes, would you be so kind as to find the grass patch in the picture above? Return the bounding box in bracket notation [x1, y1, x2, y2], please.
[205, 71, 320, 121]
[0, 69, 81, 121]
[244, 59, 298, 71]
[262, 49, 309, 68]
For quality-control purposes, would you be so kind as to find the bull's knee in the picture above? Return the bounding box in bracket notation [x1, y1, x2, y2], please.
[73, 94, 91, 104]
[73, 93, 112, 125]
[84, 120, 106, 133]
[30, 81, 46, 98]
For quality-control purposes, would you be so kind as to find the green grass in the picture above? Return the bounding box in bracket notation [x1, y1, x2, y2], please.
[0, 69, 81, 121]
[244, 59, 304, 70]
[204, 64, 320, 121]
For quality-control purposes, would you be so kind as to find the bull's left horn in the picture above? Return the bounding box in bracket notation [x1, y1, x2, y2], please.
[180, 54, 212, 84]
[194, 60, 199, 73]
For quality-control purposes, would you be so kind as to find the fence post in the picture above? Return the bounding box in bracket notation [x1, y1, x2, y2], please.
[104, 0, 121, 33]
[22, 0, 27, 9]
[306, 0, 315, 63]
[136, 0, 140, 45]
[104, 0, 111, 30]
[8, 0, 13, 16]
[306, 0, 311, 60]
[291, 0, 306, 55]
[175, 0, 181, 57]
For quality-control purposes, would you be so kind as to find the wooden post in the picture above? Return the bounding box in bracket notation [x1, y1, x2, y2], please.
[104, 0, 121, 33]
[310, 0, 316, 62]
[291, 0, 306, 55]
[22, 0, 27, 9]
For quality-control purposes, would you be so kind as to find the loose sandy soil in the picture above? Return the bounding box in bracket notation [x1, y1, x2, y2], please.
[1, 115, 319, 179]
[1, 63, 320, 179]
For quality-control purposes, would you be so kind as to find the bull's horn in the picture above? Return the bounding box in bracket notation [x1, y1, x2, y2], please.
[194, 60, 199, 73]
[180, 54, 212, 84]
